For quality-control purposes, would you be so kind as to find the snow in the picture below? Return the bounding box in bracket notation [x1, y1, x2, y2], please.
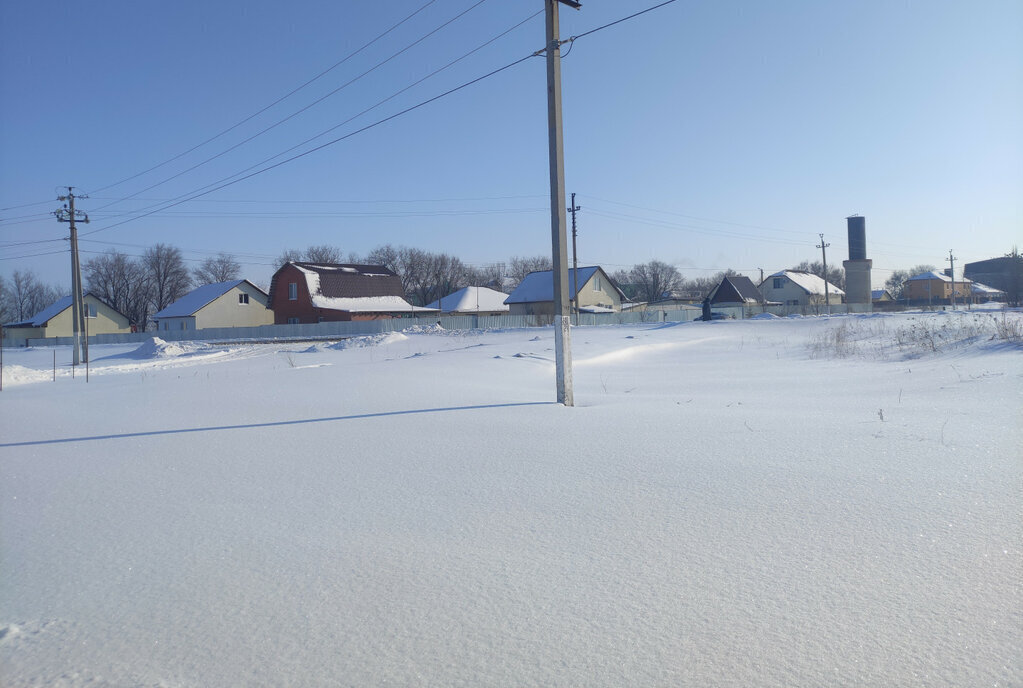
[504, 266, 600, 303]
[769, 270, 845, 296]
[309, 294, 420, 312]
[152, 280, 246, 319]
[1, 310, 1021, 686]
[427, 286, 510, 313]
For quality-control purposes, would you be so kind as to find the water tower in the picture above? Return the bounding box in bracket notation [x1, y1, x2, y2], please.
[843, 215, 872, 310]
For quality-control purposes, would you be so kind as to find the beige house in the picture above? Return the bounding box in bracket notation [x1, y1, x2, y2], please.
[2, 293, 131, 345]
[504, 266, 625, 316]
[152, 279, 273, 332]
[903, 271, 972, 305]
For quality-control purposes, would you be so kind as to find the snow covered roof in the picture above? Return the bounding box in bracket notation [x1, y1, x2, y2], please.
[274, 262, 417, 314]
[505, 267, 622, 304]
[5, 293, 122, 328]
[9, 295, 73, 327]
[767, 270, 845, 296]
[906, 270, 972, 284]
[970, 282, 1004, 295]
[311, 295, 426, 313]
[427, 286, 510, 313]
[153, 280, 261, 319]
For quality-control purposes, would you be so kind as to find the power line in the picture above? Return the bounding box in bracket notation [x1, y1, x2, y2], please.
[86, 0, 442, 196]
[81, 8, 542, 233]
[79, 52, 543, 238]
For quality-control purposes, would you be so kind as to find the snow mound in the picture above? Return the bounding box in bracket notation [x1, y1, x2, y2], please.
[328, 332, 409, 350]
[402, 324, 445, 334]
[750, 312, 780, 320]
[0, 365, 52, 385]
[127, 337, 200, 359]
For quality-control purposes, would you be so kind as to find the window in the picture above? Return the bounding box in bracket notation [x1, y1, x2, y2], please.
[85, 303, 97, 318]
[162, 321, 169, 331]
[238, 293, 249, 305]
[773, 278, 784, 289]
[593, 275, 601, 292]
[287, 317, 300, 325]
[288, 283, 298, 300]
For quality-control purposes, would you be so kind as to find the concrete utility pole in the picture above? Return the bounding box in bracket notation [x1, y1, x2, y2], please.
[948, 249, 956, 310]
[817, 233, 831, 316]
[55, 188, 89, 365]
[545, 0, 579, 406]
[569, 191, 581, 321]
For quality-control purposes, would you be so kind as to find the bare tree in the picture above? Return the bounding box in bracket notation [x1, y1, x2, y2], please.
[143, 244, 191, 315]
[628, 260, 684, 303]
[366, 244, 429, 301]
[275, 249, 304, 269]
[193, 252, 241, 285]
[465, 263, 505, 290]
[276, 245, 355, 269]
[0, 274, 10, 324]
[884, 264, 935, 301]
[304, 244, 344, 264]
[85, 250, 152, 329]
[508, 255, 552, 290]
[7, 270, 61, 322]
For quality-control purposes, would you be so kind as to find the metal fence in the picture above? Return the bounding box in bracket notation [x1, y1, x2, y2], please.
[15, 302, 880, 348]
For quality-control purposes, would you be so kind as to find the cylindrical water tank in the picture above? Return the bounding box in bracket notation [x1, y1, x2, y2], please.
[847, 216, 866, 260]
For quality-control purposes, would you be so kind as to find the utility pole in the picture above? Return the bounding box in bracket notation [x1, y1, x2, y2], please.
[569, 192, 581, 321]
[55, 188, 89, 365]
[545, 0, 579, 406]
[948, 249, 956, 310]
[817, 233, 831, 316]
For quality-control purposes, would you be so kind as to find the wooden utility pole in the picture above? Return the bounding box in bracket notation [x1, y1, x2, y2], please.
[56, 188, 89, 365]
[569, 191, 581, 321]
[948, 250, 956, 310]
[545, 0, 579, 406]
[817, 233, 831, 316]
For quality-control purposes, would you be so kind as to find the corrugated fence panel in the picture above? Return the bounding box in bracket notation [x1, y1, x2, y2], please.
[16, 306, 874, 348]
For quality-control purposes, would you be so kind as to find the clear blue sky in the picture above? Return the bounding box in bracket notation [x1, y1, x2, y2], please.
[2, 0, 1021, 291]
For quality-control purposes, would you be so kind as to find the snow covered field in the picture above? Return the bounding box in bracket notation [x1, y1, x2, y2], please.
[1, 310, 1020, 687]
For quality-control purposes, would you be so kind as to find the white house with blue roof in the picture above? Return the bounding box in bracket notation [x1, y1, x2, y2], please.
[2, 293, 131, 345]
[504, 266, 625, 316]
[152, 279, 273, 332]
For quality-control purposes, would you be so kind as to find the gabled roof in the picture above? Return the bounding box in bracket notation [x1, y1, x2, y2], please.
[272, 261, 419, 313]
[427, 286, 510, 313]
[4, 292, 123, 328]
[767, 270, 845, 296]
[504, 266, 623, 304]
[709, 275, 764, 304]
[906, 270, 971, 284]
[153, 280, 265, 319]
[871, 289, 893, 300]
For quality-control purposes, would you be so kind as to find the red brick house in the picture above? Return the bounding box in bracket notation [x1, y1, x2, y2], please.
[268, 262, 423, 324]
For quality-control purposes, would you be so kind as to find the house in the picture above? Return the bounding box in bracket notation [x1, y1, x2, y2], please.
[152, 280, 274, 332]
[903, 271, 972, 305]
[966, 282, 1005, 304]
[871, 289, 894, 303]
[2, 293, 131, 345]
[708, 275, 768, 308]
[268, 262, 427, 324]
[758, 270, 845, 309]
[504, 266, 625, 316]
[427, 286, 509, 316]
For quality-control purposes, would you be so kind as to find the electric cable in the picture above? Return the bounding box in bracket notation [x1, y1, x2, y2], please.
[86, 0, 442, 196]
